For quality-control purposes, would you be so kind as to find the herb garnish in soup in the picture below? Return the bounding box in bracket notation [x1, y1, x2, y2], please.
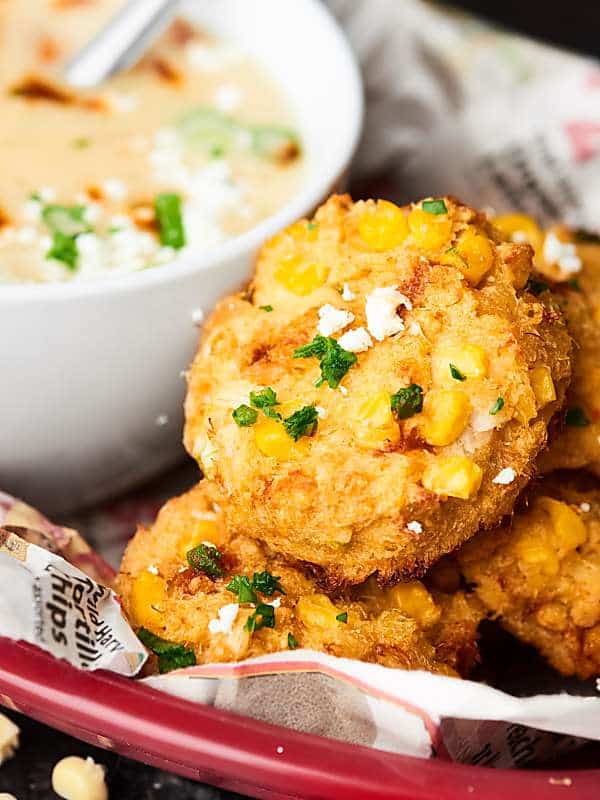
[0, 1, 303, 284]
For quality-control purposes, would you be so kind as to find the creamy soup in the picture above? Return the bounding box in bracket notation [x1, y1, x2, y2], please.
[0, 0, 303, 284]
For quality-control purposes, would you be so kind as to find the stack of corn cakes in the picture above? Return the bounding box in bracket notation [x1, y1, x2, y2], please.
[118, 196, 600, 680]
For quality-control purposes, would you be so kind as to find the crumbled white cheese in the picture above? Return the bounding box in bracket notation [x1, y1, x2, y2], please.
[208, 603, 240, 635]
[0, 713, 19, 766]
[492, 467, 517, 485]
[580, 502, 591, 512]
[147, 564, 159, 575]
[192, 308, 205, 325]
[315, 406, 327, 419]
[22, 199, 42, 222]
[215, 84, 242, 112]
[317, 304, 354, 336]
[408, 321, 423, 336]
[339, 385, 348, 396]
[15, 225, 37, 245]
[365, 286, 411, 341]
[155, 414, 169, 427]
[102, 178, 128, 202]
[543, 231, 582, 275]
[38, 186, 56, 203]
[341, 283, 355, 301]
[269, 597, 282, 608]
[337, 327, 373, 353]
[406, 521, 423, 534]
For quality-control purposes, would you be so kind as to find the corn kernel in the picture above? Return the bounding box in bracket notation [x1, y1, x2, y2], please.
[537, 496, 587, 552]
[421, 390, 471, 446]
[274, 255, 329, 295]
[493, 213, 544, 253]
[358, 200, 409, 251]
[529, 365, 556, 407]
[514, 536, 560, 577]
[255, 417, 294, 459]
[408, 207, 453, 250]
[386, 581, 441, 628]
[355, 392, 401, 448]
[454, 227, 495, 285]
[296, 594, 342, 629]
[130, 571, 166, 630]
[513, 386, 537, 424]
[422, 455, 483, 499]
[177, 518, 223, 561]
[432, 343, 488, 384]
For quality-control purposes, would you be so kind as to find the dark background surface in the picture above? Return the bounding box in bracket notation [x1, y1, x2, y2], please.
[4, 2, 600, 798]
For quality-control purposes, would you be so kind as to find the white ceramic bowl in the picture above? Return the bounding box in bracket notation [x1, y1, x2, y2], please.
[0, 0, 363, 514]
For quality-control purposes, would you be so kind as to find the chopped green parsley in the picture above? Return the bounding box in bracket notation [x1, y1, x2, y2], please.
[284, 405, 319, 441]
[245, 603, 276, 633]
[250, 387, 281, 419]
[226, 571, 286, 603]
[489, 397, 505, 415]
[293, 335, 357, 389]
[251, 570, 286, 596]
[137, 628, 196, 674]
[187, 543, 223, 579]
[227, 575, 258, 604]
[288, 633, 298, 650]
[391, 384, 424, 419]
[154, 192, 186, 250]
[422, 198, 447, 215]
[42, 204, 90, 237]
[567, 278, 581, 291]
[46, 231, 79, 270]
[336, 612, 348, 624]
[307, 221, 318, 231]
[232, 404, 258, 427]
[449, 363, 466, 382]
[42, 203, 92, 270]
[565, 406, 590, 427]
[259, 304, 273, 312]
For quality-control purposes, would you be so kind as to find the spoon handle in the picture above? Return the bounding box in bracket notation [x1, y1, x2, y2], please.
[64, 0, 181, 89]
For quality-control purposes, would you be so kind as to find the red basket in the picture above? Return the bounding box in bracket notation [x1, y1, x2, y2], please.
[0, 638, 598, 799]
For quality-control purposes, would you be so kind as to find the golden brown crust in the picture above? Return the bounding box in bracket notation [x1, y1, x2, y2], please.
[117, 483, 482, 676]
[454, 475, 600, 679]
[536, 234, 600, 476]
[184, 195, 571, 588]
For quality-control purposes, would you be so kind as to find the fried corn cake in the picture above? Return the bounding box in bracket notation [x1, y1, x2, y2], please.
[184, 195, 571, 588]
[117, 483, 482, 676]
[493, 215, 600, 476]
[455, 476, 600, 679]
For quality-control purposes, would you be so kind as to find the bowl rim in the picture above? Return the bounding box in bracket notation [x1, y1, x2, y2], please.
[0, 0, 363, 304]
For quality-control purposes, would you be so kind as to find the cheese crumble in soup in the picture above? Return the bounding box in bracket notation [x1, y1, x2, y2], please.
[0, 0, 304, 284]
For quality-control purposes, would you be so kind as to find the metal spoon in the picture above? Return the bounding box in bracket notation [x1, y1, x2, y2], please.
[64, 0, 182, 89]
